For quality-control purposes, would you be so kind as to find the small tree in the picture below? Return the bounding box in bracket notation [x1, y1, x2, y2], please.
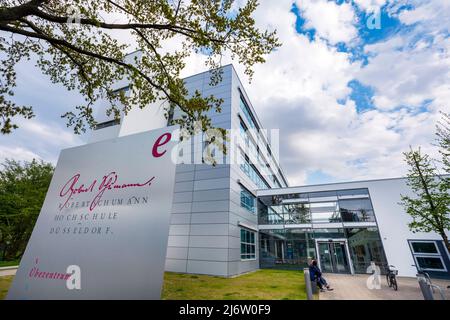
[436, 111, 450, 190]
[400, 147, 450, 254]
[0, 159, 53, 261]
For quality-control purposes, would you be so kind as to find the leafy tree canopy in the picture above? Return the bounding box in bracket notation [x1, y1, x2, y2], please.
[0, 0, 280, 134]
[400, 147, 450, 253]
[0, 159, 53, 261]
[436, 111, 450, 176]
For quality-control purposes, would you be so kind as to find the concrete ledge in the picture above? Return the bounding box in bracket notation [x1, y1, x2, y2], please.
[0, 266, 18, 271]
[0, 266, 18, 277]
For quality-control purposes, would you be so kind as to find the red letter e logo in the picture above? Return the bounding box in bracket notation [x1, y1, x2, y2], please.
[152, 132, 172, 158]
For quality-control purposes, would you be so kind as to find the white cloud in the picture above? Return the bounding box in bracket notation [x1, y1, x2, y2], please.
[0, 118, 84, 165]
[357, 34, 450, 111]
[354, 0, 388, 12]
[226, 0, 447, 185]
[295, 0, 358, 44]
[20, 119, 81, 147]
[397, 0, 450, 30]
[0, 146, 41, 163]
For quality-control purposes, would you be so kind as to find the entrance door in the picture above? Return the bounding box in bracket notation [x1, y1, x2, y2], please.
[317, 241, 350, 273]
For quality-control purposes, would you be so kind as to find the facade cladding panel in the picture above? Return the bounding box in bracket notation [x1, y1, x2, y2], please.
[89, 63, 287, 277]
[165, 67, 232, 275]
[166, 65, 288, 276]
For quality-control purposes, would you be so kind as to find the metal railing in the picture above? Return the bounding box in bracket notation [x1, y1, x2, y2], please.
[415, 265, 446, 300]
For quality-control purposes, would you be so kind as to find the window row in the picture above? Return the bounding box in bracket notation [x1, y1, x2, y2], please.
[240, 122, 282, 188]
[258, 198, 376, 224]
[240, 153, 270, 190]
[240, 95, 258, 129]
[409, 240, 447, 272]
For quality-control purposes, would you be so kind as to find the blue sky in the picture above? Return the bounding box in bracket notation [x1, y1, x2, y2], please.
[236, 0, 449, 185]
[0, 0, 448, 186]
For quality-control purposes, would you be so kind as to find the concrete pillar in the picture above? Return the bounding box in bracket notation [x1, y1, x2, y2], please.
[304, 268, 313, 300]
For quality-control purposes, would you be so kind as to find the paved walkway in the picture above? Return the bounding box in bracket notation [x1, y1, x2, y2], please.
[319, 273, 450, 300]
[0, 267, 18, 277]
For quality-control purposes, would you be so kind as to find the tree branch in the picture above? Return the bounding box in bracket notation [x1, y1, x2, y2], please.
[105, 0, 133, 16]
[0, 23, 186, 112]
[2, 4, 226, 45]
[412, 152, 437, 212]
[30, 7, 198, 35]
[0, 0, 48, 22]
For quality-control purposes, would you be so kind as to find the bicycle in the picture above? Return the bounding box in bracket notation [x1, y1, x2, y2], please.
[386, 265, 398, 291]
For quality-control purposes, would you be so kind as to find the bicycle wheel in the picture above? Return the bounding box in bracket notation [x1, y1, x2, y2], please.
[386, 274, 391, 287]
[392, 277, 398, 291]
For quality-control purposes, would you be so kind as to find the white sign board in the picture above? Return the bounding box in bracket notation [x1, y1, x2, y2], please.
[7, 126, 178, 299]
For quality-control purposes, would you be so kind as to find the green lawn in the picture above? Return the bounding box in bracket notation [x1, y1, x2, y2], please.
[162, 269, 307, 300]
[0, 276, 13, 299]
[0, 269, 306, 300]
[0, 260, 20, 268]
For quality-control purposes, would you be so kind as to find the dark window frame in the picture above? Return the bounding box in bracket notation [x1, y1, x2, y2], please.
[240, 228, 257, 260]
[94, 119, 120, 130]
[408, 240, 447, 272]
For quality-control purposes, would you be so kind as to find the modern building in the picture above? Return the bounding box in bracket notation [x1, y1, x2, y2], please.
[258, 179, 450, 279]
[90, 58, 450, 279]
[90, 60, 288, 277]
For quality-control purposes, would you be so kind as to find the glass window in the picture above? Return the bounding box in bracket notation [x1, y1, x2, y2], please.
[239, 152, 269, 190]
[240, 187, 256, 214]
[259, 229, 316, 270]
[308, 191, 337, 199]
[409, 240, 446, 272]
[310, 201, 341, 223]
[339, 198, 373, 211]
[240, 121, 249, 146]
[240, 228, 256, 260]
[239, 95, 258, 129]
[339, 198, 375, 222]
[337, 189, 369, 197]
[345, 228, 388, 274]
[283, 204, 311, 224]
[239, 120, 280, 189]
[411, 242, 439, 254]
[313, 228, 345, 239]
[416, 257, 445, 270]
[95, 119, 120, 130]
[269, 206, 284, 223]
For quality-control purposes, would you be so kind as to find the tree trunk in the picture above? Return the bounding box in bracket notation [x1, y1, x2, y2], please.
[1, 245, 6, 261]
[441, 232, 450, 255]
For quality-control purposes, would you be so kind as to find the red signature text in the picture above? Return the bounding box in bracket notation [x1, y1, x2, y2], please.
[59, 172, 155, 211]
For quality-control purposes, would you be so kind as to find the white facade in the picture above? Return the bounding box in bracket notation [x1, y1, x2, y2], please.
[258, 178, 450, 278]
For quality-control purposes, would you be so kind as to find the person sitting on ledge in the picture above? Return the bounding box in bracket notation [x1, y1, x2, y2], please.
[309, 259, 334, 292]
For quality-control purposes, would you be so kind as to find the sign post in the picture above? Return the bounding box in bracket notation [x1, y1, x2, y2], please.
[7, 126, 178, 299]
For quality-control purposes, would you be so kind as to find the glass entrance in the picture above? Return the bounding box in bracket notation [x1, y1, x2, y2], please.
[317, 241, 350, 273]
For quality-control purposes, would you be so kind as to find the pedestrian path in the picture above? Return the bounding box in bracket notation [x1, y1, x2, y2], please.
[319, 273, 450, 300]
[0, 267, 18, 277]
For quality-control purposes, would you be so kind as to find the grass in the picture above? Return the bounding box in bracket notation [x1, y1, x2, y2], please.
[0, 276, 13, 299]
[0, 269, 307, 300]
[162, 269, 306, 300]
[0, 260, 20, 268]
